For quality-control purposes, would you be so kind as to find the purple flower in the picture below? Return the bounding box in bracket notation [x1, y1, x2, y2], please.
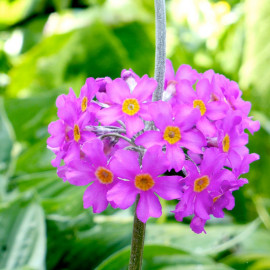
[97, 75, 157, 137]
[66, 138, 118, 213]
[174, 148, 231, 223]
[107, 146, 182, 223]
[163, 59, 200, 104]
[176, 78, 229, 137]
[217, 111, 249, 170]
[135, 101, 205, 171]
[79, 77, 100, 114]
[47, 100, 95, 167]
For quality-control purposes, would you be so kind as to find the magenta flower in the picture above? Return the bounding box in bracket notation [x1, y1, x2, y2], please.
[173, 148, 232, 223]
[78, 77, 100, 114]
[47, 100, 95, 167]
[190, 216, 208, 234]
[97, 75, 157, 136]
[107, 146, 182, 223]
[47, 62, 260, 235]
[176, 78, 229, 137]
[135, 101, 205, 171]
[66, 138, 118, 213]
[163, 59, 199, 103]
[203, 72, 260, 134]
[217, 112, 249, 170]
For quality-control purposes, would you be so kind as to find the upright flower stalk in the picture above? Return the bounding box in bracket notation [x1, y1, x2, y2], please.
[153, 0, 167, 102]
[47, 0, 259, 268]
[128, 1, 167, 268]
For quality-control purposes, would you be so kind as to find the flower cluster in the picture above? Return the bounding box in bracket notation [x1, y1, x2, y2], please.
[47, 59, 259, 233]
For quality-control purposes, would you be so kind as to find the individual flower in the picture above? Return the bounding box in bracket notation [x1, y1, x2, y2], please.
[163, 59, 200, 103]
[203, 71, 260, 134]
[78, 77, 100, 114]
[121, 68, 140, 92]
[65, 138, 118, 213]
[97, 75, 157, 137]
[107, 146, 182, 223]
[173, 148, 234, 225]
[95, 76, 113, 104]
[135, 101, 205, 171]
[216, 111, 249, 170]
[176, 78, 229, 137]
[47, 100, 95, 167]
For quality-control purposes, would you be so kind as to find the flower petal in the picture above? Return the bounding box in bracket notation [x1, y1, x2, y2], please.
[107, 181, 137, 209]
[142, 146, 169, 176]
[66, 160, 94, 186]
[106, 78, 131, 104]
[135, 131, 164, 148]
[97, 105, 123, 125]
[195, 192, 211, 219]
[138, 103, 152, 121]
[206, 101, 228, 120]
[196, 78, 211, 102]
[109, 149, 140, 180]
[166, 144, 185, 172]
[82, 138, 107, 166]
[132, 75, 157, 102]
[175, 80, 196, 103]
[180, 130, 206, 154]
[153, 176, 182, 200]
[174, 104, 201, 131]
[136, 192, 162, 223]
[149, 101, 173, 131]
[83, 181, 108, 213]
[196, 117, 216, 137]
[125, 115, 144, 137]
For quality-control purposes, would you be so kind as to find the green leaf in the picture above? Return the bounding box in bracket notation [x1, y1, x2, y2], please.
[0, 198, 46, 270]
[7, 21, 129, 97]
[0, 98, 14, 173]
[4, 93, 58, 142]
[0, 0, 44, 29]
[96, 244, 233, 270]
[144, 220, 261, 256]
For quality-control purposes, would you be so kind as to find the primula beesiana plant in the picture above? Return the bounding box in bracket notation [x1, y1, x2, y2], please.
[47, 0, 259, 268]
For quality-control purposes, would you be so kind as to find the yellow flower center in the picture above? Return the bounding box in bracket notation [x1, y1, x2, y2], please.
[135, 173, 155, 191]
[222, 134, 230, 152]
[95, 167, 114, 184]
[163, 126, 181, 144]
[122, 98, 140, 116]
[193, 99, 206, 116]
[194, 175, 210, 192]
[74, 124, 80, 142]
[81, 96, 88, 112]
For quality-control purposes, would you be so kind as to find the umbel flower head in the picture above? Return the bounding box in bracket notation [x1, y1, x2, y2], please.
[47, 60, 260, 234]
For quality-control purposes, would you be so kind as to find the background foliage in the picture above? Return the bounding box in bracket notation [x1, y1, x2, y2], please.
[0, 0, 269, 269]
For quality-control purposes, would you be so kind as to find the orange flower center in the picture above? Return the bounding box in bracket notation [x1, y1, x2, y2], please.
[135, 173, 155, 191]
[194, 175, 210, 192]
[122, 98, 140, 116]
[95, 167, 114, 184]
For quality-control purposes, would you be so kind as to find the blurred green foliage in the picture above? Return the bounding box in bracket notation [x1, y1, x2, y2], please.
[0, 0, 269, 269]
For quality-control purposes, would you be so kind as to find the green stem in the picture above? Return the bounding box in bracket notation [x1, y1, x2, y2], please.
[128, 195, 146, 270]
[128, 1, 166, 269]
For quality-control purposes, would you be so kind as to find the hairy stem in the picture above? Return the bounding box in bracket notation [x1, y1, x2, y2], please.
[128, 1, 166, 269]
[128, 195, 146, 270]
[152, 0, 166, 102]
[99, 133, 135, 146]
